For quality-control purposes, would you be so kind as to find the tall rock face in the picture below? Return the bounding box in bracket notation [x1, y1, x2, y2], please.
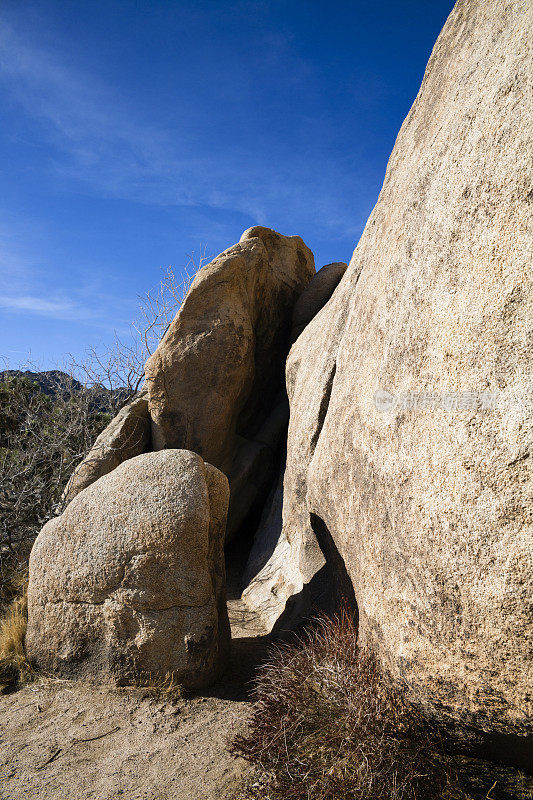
[246, 0, 532, 745]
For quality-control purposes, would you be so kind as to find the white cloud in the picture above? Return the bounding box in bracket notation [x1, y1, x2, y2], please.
[0, 294, 76, 317]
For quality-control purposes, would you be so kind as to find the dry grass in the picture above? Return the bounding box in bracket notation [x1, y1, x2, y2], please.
[132, 671, 184, 699]
[0, 579, 32, 690]
[0, 554, 29, 612]
[231, 608, 449, 800]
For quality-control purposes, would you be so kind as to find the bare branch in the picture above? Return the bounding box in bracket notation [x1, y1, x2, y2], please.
[0, 251, 205, 604]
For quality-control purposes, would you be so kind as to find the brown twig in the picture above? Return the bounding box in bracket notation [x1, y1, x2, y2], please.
[71, 726, 120, 745]
[36, 748, 62, 770]
[486, 781, 498, 799]
[35, 726, 120, 771]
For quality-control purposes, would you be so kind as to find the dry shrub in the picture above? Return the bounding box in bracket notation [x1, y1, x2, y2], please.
[133, 671, 184, 699]
[0, 580, 31, 690]
[0, 371, 120, 564]
[232, 608, 447, 800]
[0, 556, 28, 612]
[0, 259, 201, 572]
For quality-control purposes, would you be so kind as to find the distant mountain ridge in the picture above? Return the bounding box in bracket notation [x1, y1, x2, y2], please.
[0, 370, 128, 410]
[0, 370, 83, 396]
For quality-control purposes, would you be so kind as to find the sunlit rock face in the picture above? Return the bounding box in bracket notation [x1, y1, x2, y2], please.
[245, 0, 533, 745]
[146, 226, 315, 542]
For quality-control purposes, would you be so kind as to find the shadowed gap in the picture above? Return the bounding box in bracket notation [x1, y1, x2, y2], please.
[309, 512, 358, 622]
[309, 363, 336, 454]
[273, 513, 358, 636]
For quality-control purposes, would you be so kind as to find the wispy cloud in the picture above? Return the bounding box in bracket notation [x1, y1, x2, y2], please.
[0, 225, 38, 289]
[0, 294, 76, 316]
[0, 16, 362, 237]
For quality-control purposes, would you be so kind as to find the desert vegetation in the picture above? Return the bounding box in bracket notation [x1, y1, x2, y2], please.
[0, 372, 119, 599]
[232, 608, 452, 800]
[0, 261, 199, 601]
[231, 609, 533, 800]
[0, 261, 199, 688]
[0, 579, 30, 689]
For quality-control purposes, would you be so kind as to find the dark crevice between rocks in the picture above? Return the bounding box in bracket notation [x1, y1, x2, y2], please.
[273, 513, 358, 638]
[450, 727, 533, 778]
[309, 362, 336, 454]
[224, 434, 287, 599]
[225, 500, 268, 600]
[309, 513, 357, 620]
[241, 452, 286, 587]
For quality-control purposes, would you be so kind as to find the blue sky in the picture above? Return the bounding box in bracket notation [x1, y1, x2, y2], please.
[0, 0, 454, 369]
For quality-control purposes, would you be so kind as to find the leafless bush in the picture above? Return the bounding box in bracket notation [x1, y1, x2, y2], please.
[231, 609, 448, 800]
[134, 258, 201, 359]
[70, 255, 203, 396]
[0, 253, 204, 606]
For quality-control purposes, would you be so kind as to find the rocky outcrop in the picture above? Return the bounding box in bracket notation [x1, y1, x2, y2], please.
[27, 226, 316, 692]
[61, 391, 151, 505]
[290, 261, 347, 341]
[26, 450, 230, 689]
[26, 0, 531, 759]
[245, 0, 533, 745]
[145, 226, 314, 541]
[146, 227, 314, 470]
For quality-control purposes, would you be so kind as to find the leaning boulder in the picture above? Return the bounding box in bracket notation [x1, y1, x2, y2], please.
[145, 226, 314, 474]
[61, 390, 151, 506]
[291, 261, 347, 341]
[26, 450, 230, 689]
[145, 226, 314, 542]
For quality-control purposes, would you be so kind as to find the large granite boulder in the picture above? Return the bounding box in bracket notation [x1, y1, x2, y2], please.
[145, 226, 314, 541]
[145, 226, 314, 470]
[61, 391, 151, 506]
[26, 450, 230, 689]
[245, 0, 533, 750]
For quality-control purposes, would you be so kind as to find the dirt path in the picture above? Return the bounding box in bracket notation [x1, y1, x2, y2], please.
[0, 601, 269, 800]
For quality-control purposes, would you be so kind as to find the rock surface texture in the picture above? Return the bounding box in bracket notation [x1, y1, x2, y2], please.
[27, 450, 230, 689]
[145, 226, 314, 542]
[145, 226, 314, 471]
[61, 390, 151, 505]
[246, 0, 533, 748]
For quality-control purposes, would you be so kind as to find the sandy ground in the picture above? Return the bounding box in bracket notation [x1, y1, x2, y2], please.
[0, 600, 269, 800]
